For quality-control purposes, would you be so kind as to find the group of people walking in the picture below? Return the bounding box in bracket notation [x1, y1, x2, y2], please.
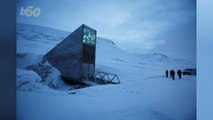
[165, 69, 182, 80]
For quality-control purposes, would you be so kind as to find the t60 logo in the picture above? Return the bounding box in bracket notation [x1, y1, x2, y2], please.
[20, 6, 41, 17]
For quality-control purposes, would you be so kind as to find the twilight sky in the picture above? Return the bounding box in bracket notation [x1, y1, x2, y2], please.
[17, 0, 196, 61]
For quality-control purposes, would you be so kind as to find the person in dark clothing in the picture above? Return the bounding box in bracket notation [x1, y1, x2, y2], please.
[170, 70, 172, 78]
[177, 69, 182, 79]
[171, 70, 175, 80]
[165, 70, 169, 78]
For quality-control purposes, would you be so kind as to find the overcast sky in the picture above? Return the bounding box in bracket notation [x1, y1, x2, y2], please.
[17, 0, 196, 62]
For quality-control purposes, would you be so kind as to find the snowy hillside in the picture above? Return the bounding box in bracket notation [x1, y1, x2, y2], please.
[17, 23, 196, 120]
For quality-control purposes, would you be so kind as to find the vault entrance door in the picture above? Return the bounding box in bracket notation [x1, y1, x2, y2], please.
[82, 63, 94, 79]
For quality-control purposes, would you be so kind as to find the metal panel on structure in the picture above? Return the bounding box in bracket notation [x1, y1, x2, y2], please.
[45, 25, 83, 80]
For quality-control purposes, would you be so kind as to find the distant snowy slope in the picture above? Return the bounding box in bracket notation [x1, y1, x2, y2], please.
[17, 23, 70, 54]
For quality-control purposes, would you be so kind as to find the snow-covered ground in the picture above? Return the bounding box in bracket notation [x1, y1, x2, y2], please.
[16, 23, 196, 120]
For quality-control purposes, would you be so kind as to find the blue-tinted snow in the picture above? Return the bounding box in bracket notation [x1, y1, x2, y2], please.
[17, 23, 196, 120]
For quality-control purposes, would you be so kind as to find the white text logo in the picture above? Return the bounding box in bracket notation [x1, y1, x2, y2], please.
[20, 6, 41, 17]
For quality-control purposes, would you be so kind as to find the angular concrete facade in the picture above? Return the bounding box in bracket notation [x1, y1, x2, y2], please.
[45, 24, 96, 82]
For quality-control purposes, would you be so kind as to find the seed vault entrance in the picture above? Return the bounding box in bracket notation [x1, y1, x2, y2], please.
[45, 24, 96, 82]
[45, 24, 120, 84]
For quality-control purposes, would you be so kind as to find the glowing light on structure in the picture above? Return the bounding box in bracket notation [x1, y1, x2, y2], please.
[83, 27, 96, 45]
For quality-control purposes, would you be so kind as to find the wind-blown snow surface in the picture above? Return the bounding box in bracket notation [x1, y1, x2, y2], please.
[17, 23, 196, 120]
